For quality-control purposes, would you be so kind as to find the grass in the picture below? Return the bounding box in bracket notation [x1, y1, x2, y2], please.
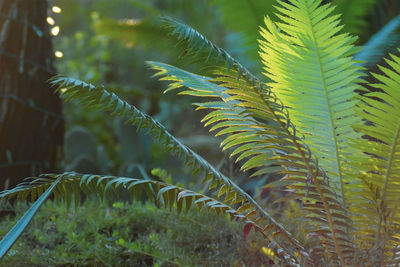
[0, 197, 273, 266]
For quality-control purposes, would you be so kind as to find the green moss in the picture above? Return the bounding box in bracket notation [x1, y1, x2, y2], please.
[0, 199, 256, 266]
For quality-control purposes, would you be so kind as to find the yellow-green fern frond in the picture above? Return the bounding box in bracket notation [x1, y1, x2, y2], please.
[350, 51, 400, 265]
[148, 61, 353, 266]
[259, 0, 364, 204]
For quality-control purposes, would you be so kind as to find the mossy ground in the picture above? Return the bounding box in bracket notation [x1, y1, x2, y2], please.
[0, 198, 272, 266]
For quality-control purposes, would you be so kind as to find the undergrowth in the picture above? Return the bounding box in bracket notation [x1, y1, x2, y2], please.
[0, 199, 271, 266]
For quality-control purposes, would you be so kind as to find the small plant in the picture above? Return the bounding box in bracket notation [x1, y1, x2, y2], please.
[2, 0, 400, 266]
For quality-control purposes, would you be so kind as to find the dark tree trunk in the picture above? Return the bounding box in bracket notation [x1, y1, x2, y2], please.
[0, 0, 63, 189]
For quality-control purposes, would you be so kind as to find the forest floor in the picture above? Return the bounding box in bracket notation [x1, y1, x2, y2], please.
[0, 198, 271, 266]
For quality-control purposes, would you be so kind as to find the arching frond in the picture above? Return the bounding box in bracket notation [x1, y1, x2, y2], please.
[355, 14, 400, 68]
[161, 17, 262, 85]
[350, 51, 400, 265]
[0, 172, 301, 266]
[148, 61, 353, 266]
[259, 0, 363, 205]
[49, 77, 308, 262]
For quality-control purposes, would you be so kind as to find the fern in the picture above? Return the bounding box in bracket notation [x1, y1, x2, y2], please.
[150, 0, 400, 265]
[148, 61, 353, 265]
[259, 0, 364, 207]
[349, 51, 400, 265]
[2, 0, 400, 266]
[51, 77, 307, 261]
[161, 17, 262, 86]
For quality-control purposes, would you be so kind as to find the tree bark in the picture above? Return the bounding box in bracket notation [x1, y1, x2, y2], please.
[0, 0, 63, 189]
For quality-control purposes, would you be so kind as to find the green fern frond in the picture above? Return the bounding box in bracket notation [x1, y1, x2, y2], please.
[148, 61, 353, 265]
[0, 172, 301, 265]
[0, 173, 244, 219]
[350, 51, 400, 265]
[355, 14, 400, 68]
[260, 0, 364, 206]
[161, 17, 263, 86]
[49, 77, 307, 262]
[333, 0, 376, 35]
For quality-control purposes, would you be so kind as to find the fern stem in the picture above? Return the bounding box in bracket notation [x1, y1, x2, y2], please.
[306, 0, 346, 206]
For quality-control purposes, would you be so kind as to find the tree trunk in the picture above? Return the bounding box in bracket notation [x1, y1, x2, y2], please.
[0, 0, 63, 190]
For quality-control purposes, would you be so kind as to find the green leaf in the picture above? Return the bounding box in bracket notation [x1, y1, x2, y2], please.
[0, 176, 62, 259]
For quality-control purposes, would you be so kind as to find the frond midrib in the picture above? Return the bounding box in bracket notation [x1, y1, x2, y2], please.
[299, 3, 348, 265]
[304, 2, 345, 206]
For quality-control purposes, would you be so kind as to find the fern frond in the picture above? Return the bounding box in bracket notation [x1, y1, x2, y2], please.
[355, 14, 400, 68]
[161, 17, 263, 86]
[260, 0, 363, 206]
[350, 51, 400, 265]
[148, 61, 353, 265]
[49, 77, 308, 262]
[0, 172, 301, 265]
